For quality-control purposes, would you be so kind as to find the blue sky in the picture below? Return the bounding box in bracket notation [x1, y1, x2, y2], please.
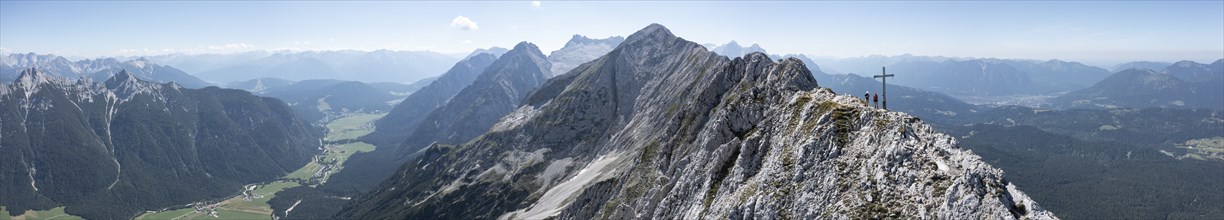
[1, 1, 1221, 66]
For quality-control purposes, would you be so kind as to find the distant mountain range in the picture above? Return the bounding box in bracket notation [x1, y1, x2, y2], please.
[773, 54, 983, 123]
[0, 69, 319, 219]
[145, 50, 461, 83]
[224, 78, 424, 123]
[547, 35, 624, 76]
[809, 55, 1114, 98]
[2, 53, 212, 88]
[1050, 59, 1223, 110]
[708, 40, 767, 57]
[1112, 61, 1172, 72]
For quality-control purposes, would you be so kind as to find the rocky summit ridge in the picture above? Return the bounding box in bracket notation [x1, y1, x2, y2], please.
[337, 23, 1055, 220]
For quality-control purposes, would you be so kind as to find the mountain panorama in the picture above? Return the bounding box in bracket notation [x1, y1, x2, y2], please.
[1, 10, 1222, 219]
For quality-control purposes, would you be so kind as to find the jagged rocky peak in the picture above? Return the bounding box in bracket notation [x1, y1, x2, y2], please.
[338, 23, 1054, 220]
[631, 23, 675, 41]
[13, 68, 47, 96]
[104, 69, 162, 99]
[105, 69, 137, 86]
[501, 41, 551, 73]
[16, 67, 46, 84]
[510, 41, 543, 55]
[11, 68, 75, 96]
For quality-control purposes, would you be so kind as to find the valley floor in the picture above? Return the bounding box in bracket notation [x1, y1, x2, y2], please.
[0, 206, 81, 220]
[133, 113, 384, 220]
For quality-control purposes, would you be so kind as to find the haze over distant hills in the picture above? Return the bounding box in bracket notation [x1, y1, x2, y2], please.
[808, 55, 1114, 100]
[1050, 59, 1224, 110]
[143, 50, 461, 83]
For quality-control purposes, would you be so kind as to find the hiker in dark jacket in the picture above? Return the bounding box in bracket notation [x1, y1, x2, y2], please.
[873, 93, 879, 108]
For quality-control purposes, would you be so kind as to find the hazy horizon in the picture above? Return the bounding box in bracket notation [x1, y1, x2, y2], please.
[2, 1, 1222, 67]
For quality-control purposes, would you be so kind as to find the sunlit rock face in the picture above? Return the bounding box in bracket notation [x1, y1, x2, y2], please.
[338, 24, 1055, 220]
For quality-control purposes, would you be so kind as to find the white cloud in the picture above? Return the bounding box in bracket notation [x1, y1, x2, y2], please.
[450, 16, 479, 31]
[531, 1, 541, 9]
[461, 39, 474, 44]
[293, 41, 312, 46]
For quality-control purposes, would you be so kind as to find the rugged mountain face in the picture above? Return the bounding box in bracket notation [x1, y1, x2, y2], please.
[337, 24, 1052, 220]
[2, 53, 212, 88]
[320, 44, 552, 197]
[548, 35, 625, 76]
[363, 53, 499, 147]
[395, 42, 552, 159]
[1050, 67, 1223, 110]
[709, 40, 767, 57]
[0, 69, 319, 219]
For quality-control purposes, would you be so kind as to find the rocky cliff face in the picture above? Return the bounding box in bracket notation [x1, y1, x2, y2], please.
[364, 53, 498, 147]
[0, 69, 318, 219]
[337, 24, 1054, 220]
[394, 42, 553, 158]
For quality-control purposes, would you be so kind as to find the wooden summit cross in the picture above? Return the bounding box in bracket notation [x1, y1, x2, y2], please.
[873, 67, 894, 110]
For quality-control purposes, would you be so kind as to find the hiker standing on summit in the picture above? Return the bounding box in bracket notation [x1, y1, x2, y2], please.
[873, 93, 879, 108]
